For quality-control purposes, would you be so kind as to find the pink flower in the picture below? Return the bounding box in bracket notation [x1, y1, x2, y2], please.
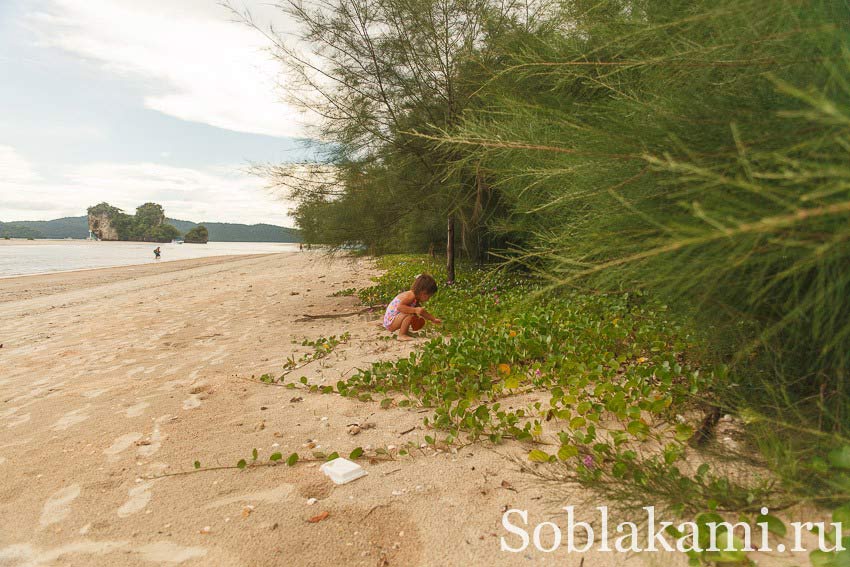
[582, 455, 594, 468]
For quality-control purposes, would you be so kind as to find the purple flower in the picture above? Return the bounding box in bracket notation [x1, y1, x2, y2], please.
[582, 455, 594, 468]
[535, 369, 542, 376]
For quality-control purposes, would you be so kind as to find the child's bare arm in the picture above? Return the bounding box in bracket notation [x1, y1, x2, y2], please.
[420, 309, 442, 324]
[394, 292, 420, 314]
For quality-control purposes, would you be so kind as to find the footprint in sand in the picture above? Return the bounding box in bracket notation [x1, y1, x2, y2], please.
[137, 416, 170, 458]
[6, 413, 30, 428]
[0, 541, 127, 566]
[117, 481, 156, 517]
[125, 401, 149, 418]
[134, 542, 207, 563]
[126, 367, 145, 379]
[0, 540, 207, 566]
[103, 433, 142, 461]
[40, 484, 81, 527]
[204, 485, 294, 509]
[51, 407, 90, 431]
[182, 382, 213, 410]
[82, 388, 111, 399]
[0, 406, 20, 419]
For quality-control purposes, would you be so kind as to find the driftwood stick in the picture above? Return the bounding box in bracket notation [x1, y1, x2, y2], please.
[294, 305, 385, 322]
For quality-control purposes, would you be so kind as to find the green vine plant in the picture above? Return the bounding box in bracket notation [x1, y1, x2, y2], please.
[320, 255, 848, 566]
[158, 435, 479, 481]
[331, 287, 357, 297]
[206, 254, 848, 565]
[248, 332, 352, 387]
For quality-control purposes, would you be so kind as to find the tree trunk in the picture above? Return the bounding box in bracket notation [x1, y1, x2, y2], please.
[446, 215, 455, 284]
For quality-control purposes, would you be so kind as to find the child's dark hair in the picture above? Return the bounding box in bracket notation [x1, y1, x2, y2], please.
[412, 273, 438, 297]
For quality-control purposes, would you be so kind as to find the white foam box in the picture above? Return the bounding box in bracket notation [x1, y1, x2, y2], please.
[320, 457, 368, 485]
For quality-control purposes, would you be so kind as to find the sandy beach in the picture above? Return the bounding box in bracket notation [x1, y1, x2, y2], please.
[0, 252, 678, 567]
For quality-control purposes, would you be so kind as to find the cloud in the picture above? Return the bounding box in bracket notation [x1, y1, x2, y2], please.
[0, 150, 296, 225]
[0, 145, 41, 183]
[24, 0, 308, 138]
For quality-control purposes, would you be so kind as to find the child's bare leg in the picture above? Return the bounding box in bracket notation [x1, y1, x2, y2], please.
[387, 313, 406, 332]
[396, 314, 415, 341]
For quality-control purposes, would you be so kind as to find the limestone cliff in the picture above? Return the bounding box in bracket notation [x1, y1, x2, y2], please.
[86, 202, 181, 243]
[87, 204, 121, 241]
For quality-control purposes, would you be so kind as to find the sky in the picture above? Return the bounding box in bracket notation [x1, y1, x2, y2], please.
[0, 0, 321, 227]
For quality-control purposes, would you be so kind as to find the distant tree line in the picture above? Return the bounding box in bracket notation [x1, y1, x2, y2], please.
[0, 216, 299, 242]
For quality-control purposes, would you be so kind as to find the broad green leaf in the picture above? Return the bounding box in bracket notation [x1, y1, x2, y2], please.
[756, 513, 787, 537]
[835, 504, 850, 526]
[829, 446, 850, 470]
[528, 449, 550, 463]
[703, 529, 747, 564]
[674, 423, 694, 442]
[627, 420, 649, 437]
[557, 445, 578, 461]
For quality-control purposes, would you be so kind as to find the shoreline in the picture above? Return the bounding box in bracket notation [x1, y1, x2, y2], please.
[0, 240, 300, 279]
[0, 252, 283, 281]
[0, 238, 301, 245]
[0, 254, 284, 304]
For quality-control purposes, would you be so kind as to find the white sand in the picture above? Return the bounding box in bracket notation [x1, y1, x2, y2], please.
[0, 252, 686, 566]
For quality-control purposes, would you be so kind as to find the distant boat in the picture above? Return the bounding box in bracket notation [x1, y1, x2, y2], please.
[172, 238, 184, 244]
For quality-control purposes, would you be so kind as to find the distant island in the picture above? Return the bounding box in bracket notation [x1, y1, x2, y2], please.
[0, 202, 300, 243]
[88, 202, 183, 243]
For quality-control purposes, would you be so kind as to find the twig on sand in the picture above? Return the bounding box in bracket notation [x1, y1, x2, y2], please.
[294, 305, 385, 322]
[363, 502, 394, 520]
[147, 453, 398, 480]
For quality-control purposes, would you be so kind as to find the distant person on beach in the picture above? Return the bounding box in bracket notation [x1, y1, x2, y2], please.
[383, 273, 442, 341]
[154, 246, 161, 259]
[299, 243, 303, 251]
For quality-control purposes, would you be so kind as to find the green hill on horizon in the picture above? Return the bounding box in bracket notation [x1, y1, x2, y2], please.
[0, 216, 300, 243]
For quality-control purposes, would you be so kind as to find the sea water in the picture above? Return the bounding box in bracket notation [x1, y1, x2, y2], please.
[0, 240, 300, 278]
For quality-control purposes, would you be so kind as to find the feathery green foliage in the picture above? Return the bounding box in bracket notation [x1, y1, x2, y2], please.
[439, 0, 850, 502]
[251, 0, 850, 544]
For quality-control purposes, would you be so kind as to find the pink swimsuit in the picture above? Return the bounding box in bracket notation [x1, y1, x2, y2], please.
[383, 293, 418, 329]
